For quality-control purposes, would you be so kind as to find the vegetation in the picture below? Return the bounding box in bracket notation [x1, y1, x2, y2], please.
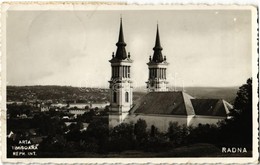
[6, 78, 252, 157]
[218, 78, 253, 149]
[7, 103, 34, 118]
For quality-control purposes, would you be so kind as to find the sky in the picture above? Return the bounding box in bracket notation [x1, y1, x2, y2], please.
[6, 9, 252, 88]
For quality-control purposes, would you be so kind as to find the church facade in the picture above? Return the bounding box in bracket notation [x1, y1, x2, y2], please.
[108, 19, 232, 132]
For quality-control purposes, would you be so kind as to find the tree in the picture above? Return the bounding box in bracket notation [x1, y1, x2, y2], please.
[167, 122, 182, 145]
[68, 122, 83, 132]
[7, 104, 33, 118]
[39, 134, 67, 153]
[234, 78, 252, 113]
[109, 123, 135, 151]
[134, 119, 147, 141]
[218, 78, 252, 148]
[187, 124, 219, 144]
[32, 113, 67, 136]
[150, 125, 159, 137]
[143, 125, 170, 152]
[86, 119, 109, 153]
[79, 109, 96, 123]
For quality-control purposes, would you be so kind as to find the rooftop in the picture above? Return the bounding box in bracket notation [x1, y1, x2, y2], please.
[131, 91, 232, 117]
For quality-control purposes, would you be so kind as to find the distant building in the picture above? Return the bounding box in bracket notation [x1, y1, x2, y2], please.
[91, 102, 110, 109]
[50, 103, 67, 108]
[68, 103, 89, 109]
[64, 122, 89, 132]
[66, 102, 109, 110]
[7, 101, 23, 105]
[18, 114, 28, 119]
[62, 116, 70, 120]
[108, 18, 232, 131]
[69, 109, 90, 116]
[40, 104, 50, 112]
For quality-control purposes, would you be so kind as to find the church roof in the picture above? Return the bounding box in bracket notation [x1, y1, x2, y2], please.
[151, 24, 164, 63]
[191, 99, 232, 117]
[131, 91, 231, 117]
[131, 91, 195, 116]
[115, 18, 127, 60]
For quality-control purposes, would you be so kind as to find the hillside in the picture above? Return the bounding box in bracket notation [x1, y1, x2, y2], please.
[178, 86, 238, 104]
[7, 85, 238, 104]
[7, 86, 109, 103]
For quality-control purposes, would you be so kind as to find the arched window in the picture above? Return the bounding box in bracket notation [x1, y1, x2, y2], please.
[113, 92, 117, 103]
[125, 92, 129, 102]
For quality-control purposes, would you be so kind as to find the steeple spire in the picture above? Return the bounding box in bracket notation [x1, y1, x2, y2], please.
[147, 23, 168, 92]
[115, 17, 127, 60]
[109, 17, 133, 128]
[152, 24, 164, 63]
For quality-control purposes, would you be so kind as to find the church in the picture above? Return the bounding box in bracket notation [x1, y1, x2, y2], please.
[108, 18, 232, 132]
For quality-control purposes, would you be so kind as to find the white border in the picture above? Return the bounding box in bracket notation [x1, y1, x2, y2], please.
[1, 4, 258, 164]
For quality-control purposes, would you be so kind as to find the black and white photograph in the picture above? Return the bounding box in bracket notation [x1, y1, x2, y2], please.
[1, 3, 258, 164]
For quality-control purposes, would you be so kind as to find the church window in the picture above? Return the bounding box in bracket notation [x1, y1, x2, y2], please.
[124, 66, 127, 78]
[125, 92, 129, 102]
[162, 68, 164, 79]
[165, 69, 166, 79]
[117, 66, 119, 77]
[113, 92, 117, 103]
[114, 67, 117, 77]
[128, 66, 130, 78]
[123, 66, 125, 78]
[112, 66, 115, 78]
[122, 66, 124, 78]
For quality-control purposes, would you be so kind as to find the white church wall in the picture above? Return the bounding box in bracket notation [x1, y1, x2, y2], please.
[109, 112, 129, 128]
[187, 115, 195, 125]
[123, 114, 227, 132]
[126, 114, 187, 132]
[109, 114, 122, 128]
[190, 115, 226, 126]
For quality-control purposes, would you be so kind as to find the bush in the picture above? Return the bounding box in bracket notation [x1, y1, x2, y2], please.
[134, 119, 148, 141]
[109, 123, 135, 152]
[143, 125, 171, 152]
[187, 124, 219, 144]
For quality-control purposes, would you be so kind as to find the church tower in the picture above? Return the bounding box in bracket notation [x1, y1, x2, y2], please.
[146, 24, 168, 92]
[109, 18, 133, 128]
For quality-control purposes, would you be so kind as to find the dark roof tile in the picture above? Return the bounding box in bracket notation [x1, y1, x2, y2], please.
[191, 99, 230, 117]
[131, 91, 194, 116]
[131, 92, 232, 117]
